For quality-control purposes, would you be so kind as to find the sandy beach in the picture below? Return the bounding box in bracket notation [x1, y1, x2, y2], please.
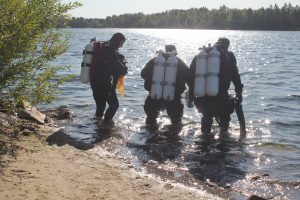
[0, 121, 217, 200]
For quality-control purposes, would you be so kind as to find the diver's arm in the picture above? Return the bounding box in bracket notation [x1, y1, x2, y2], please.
[230, 52, 244, 102]
[141, 58, 154, 80]
[188, 57, 197, 99]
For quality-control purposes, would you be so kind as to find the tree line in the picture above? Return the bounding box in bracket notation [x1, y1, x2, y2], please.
[59, 3, 300, 30]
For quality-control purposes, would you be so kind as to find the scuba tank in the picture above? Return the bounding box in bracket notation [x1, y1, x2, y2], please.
[162, 52, 178, 101]
[80, 37, 96, 84]
[150, 50, 166, 100]
[206, 47, 221, 96]
[194, 46, 208, 97]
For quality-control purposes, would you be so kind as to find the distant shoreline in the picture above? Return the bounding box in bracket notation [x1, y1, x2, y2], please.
[60, 27, 300, 31]
[59, 4, 300, 31]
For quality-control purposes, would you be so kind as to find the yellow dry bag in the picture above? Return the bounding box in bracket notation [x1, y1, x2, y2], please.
[116, 75, 125, 97]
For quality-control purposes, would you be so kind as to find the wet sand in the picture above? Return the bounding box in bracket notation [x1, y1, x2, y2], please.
[0, 130, 218, 200]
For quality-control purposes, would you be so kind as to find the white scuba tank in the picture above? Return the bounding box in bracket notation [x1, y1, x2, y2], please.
[80, 38, 96, 84]
[163, 52, 178, 101]
[194, 47, 208, 97]
[206, 47, 221, 96]
[150, 51, 166, 100]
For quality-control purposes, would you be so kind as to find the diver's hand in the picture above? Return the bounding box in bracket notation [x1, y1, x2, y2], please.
[118, 54, 125, 62]
[121, 66, 128, 75]
[184, 91, 194, 108]
[187, 100, 194, 108]
[235, 93, 243, 104]
[189, 91, 195, 101]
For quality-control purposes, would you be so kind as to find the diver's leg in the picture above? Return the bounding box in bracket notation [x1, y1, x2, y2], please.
[104, 90, 119, 121]
[201, 111, 214, 134]
[217, 97, 235, 133]
[165, 100, 183, 125]
[90, 82, 106, 118]
[194, 98, 214, 134]
[144, 96, 160, 126]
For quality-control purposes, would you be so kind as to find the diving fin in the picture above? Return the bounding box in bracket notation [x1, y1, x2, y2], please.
[234, 99, 246, 134]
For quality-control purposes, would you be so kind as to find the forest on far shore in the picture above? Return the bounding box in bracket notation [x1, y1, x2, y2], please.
[58, 3, 300, 30]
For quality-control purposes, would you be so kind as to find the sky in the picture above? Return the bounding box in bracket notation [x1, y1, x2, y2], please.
[62, 0, 300, 18]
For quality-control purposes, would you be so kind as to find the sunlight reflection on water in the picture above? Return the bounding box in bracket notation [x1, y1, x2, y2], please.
[42, 28, 300, 199]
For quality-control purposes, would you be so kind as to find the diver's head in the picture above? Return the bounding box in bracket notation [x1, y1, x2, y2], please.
[165, 44, 177, 53]
[109, 33, 126, 49]
[216, 37, 230, 50]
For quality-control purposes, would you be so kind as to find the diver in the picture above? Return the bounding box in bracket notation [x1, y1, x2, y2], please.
[141, 45, 190, 129]
[90, 33, 128, 121]
[188, 37, 244, 134]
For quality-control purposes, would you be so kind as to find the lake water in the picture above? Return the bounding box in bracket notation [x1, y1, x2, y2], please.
[44, 28, 300, 199]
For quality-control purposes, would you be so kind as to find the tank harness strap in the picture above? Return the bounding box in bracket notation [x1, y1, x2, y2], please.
[163, 82, 176, 87]
[166, 63, 177, 68]
[195, 73, 206, 78]
[154, 61, 165, 66]
[206, 72, 219, 77]
[152, 81, 164, 86]
[209, 54, 219, 58]
[198, 54, 207, 58]
[83, 50, 94, 55]
[81, 62, 92, 67]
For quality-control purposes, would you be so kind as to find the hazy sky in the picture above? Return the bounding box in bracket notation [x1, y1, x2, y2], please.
[62, 0, 299, 18]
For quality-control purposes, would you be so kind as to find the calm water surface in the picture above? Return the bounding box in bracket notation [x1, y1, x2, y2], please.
[44, 29, 300, 199]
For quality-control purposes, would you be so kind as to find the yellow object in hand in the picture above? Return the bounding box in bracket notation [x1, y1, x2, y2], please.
[117, 75, 125, 97]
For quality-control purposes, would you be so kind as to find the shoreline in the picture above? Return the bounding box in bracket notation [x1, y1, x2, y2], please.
[0, 110, 219, 200]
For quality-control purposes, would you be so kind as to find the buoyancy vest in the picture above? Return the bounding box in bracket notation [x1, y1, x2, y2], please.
[218, 49, 232, 95]
[80, 38, 103, 84]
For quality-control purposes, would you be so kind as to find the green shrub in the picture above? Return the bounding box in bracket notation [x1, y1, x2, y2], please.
[0, 0, 81, 108]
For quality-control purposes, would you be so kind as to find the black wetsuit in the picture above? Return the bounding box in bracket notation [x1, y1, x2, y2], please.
[90, 42, 127, 120]
[189, 47, 243, 133]
[141, 53, 189, 125]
